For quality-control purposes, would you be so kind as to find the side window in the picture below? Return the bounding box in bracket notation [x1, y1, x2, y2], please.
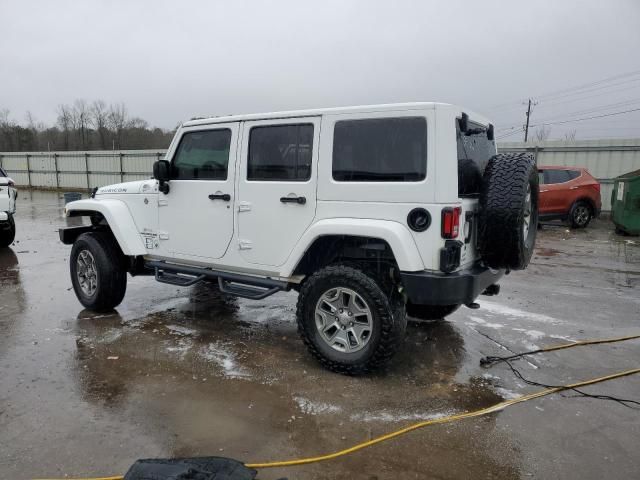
[538, 171, 545, 185]
[333, 117, 427, 182]
[171, 129, 232, 180]
[544, 169, 571, 184]
[248, 124, 313, 181]
[566, 170, 581, 180]
[0, 167, 7, 177]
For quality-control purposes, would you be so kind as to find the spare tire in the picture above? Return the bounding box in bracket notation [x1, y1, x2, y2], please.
[478, 153, 538, 270]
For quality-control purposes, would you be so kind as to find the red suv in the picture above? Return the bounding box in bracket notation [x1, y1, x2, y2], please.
[538, 166, 601, 228]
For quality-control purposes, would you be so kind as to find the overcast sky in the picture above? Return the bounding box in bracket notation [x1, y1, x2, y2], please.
[1, 0, 640, 140]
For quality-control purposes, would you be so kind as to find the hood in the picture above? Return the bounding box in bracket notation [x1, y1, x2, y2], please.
[96, 180, 159, 195]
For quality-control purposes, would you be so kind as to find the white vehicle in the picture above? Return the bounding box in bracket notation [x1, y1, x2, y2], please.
[60, 103, 538, 374]
[0, 166, 17, 248]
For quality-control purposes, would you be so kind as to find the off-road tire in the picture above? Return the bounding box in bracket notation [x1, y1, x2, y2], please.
[569, 200, 592, 228]
[296, 265, 406, 375]
[0, 214, 16, 248]
[70, 231, 127, 312]
[407, 303, 460, 322]
[478, 153, 538, 270]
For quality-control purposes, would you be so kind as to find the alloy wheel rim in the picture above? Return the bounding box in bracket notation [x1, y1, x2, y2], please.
[522, 185, 532, 240]
[575, 206, 589, 225]
[76, 250, 98, 296]
[314, 287, 373, 353]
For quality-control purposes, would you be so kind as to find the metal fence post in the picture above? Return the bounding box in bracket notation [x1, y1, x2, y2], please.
[26, 154, 31, 187]
[53, 153, 59, 189]
[119, 152, 124, 183]
[85, 152, 90, 189]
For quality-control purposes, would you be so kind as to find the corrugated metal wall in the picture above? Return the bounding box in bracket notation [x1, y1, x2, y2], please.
[3, 140, 640, 211]
[499, 139, 640, 211]
[0, 150, 166, 190]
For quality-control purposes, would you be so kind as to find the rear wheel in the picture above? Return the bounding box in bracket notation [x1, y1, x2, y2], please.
[297, 265, 406, 375]
[70, 232, 127, 312]
[407, 303, 460, 322]
[0, 214, 16, 248]
[570, 201, 592, 228]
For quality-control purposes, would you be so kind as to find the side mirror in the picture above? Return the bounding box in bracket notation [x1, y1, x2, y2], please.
[153, 160, 171, 194]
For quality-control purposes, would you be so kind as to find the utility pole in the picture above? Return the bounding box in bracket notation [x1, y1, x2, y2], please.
[524, 98, 532, 142]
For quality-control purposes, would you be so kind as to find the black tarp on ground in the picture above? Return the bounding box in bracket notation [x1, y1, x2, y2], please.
[123, 456, 257, 480]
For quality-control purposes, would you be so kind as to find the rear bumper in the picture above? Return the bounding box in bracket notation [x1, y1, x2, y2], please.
[400, 264, 504, 306]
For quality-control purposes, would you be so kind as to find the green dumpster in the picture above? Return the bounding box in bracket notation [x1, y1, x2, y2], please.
[611, 169, 640, 236]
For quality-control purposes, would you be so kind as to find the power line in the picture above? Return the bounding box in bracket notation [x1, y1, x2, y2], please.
[530, 107, 640, 128]
[536, 77, 640, 103]
[535, 70, 640, 100]
[484, 68, 640, 111]
[495, 129, 524, 140]
[496, 97, 640, 130]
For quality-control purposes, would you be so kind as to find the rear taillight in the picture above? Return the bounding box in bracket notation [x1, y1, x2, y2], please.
[589, 183, 600, 193]
[7, 181, 14, 187]
[441, 207, 462, 239]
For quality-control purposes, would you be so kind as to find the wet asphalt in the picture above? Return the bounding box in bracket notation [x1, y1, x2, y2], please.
[1, 190, 639, 480]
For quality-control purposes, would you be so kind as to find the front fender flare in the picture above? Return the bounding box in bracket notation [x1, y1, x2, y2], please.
[282, 218, 425, 277]
[64, 199, 146, 256]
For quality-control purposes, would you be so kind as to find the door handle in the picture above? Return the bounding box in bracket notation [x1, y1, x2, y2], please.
[209, 193, 231, 201]
[280, 196, 306, 205]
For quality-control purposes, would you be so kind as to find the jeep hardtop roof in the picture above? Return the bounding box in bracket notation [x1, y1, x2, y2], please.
[183, 102, 491, 128]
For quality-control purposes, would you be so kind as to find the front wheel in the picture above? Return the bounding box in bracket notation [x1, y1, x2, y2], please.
[70, 232, 127, 312]
[0, 214, 16, 248]
[570, 201, 592, 228]
[296, 265, 406, 375]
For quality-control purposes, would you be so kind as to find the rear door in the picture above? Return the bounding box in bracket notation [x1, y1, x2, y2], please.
[237, 118, 320, 266]
[542, 169, 573, 214]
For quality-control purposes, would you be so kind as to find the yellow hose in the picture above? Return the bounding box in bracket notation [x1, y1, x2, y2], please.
[540, 333, 640, 352]
[35, 333, 640, 479]
[35, 367, 640, 479]
[245, 367, 640, 468]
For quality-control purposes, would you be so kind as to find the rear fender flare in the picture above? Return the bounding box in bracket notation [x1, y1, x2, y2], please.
[65, 199, 146, 256]
[282, 218, 425, 277]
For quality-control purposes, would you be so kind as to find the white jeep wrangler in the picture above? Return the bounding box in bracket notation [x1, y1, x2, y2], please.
[0, 166, 17, 248]
[60, 103, 538, 374]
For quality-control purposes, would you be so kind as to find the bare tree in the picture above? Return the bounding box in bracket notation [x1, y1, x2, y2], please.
[535, 125, 551, 142]
[72, 99, 91, 149]
[564, 130, 577, 142]
[56, 104, 73, 149]
[90, 100, 109, 149]
[0, 109, 10, 128]
[108, 102, 128, 149]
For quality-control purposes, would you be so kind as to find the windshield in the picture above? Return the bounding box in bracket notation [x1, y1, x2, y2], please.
[457, 119, 497, 196]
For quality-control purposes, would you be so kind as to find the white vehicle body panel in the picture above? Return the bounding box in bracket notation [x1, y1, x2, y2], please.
[63, 102, 493, 280]
[0, 175, 17, 218]
[65, 198, 147, 256]
[237, 117, 321, 267]
[156, 122, 240, 261]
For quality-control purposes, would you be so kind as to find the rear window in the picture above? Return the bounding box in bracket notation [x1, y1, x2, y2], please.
[0, 167, 7, 177]
[332, 117, 427, 182]
[544, 169, 575, 184]
[457, 120, 497, 196]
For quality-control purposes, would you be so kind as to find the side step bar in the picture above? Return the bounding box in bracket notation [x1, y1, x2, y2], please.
[146, 260, 288, 300]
